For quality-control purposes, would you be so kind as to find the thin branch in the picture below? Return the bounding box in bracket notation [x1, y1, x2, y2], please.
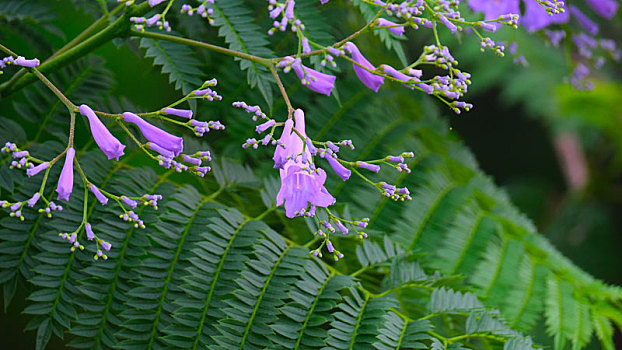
[131, 30, 272, 66]
[269, 65, 294, 119]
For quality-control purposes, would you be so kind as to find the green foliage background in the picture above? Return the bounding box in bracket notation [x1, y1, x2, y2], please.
[0, 1, 621, 349]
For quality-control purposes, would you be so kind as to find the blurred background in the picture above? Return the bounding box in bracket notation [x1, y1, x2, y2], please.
[1, 0, 621, 348]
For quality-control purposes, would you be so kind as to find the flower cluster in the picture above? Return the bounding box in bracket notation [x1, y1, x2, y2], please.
[0, 54, 227, 259]
[181, 0, 216, 25]
[236, 107, 413, 259]
[130, 14, 171, 32]
[467, 0, 620, 91]
[266, 0, 306, 36]
[232, 101, 268, 121]
[0, 55, 40, 74]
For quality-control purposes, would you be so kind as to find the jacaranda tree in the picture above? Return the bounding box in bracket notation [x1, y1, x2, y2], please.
[0, 0, 621, 349]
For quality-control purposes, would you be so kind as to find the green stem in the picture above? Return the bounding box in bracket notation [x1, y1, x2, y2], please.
[131, 30, 272, 66]
[269, 65, 294, 119]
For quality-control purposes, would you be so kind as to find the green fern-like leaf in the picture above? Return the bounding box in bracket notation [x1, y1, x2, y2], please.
[139, 36, 204, 97]
[210, 0, 274, 107]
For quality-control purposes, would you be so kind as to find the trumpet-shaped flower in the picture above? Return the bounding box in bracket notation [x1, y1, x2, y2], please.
[569, 5, 599, 35]
[56, 148, 75, 201]
[27, 162, 49, 177]
[376, 18, 404, 36]
[276, 109, 335, 217]
[273, 119, 294, 169]
[288, 57, 336, 96]
[344, 42, 384, 92]
[122, 112, 184, 156]
[586, 0, 618, 19]
[324, 151, 351, 181]
[80, 104, 126, 161]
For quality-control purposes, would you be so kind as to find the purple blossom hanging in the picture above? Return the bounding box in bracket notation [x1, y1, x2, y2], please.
[344, 42, 384, 92]
[122, 112, 184, 156]
[290, 58, 336, 96]
[79, 104, 126, 161]
[273, 119, 294, 169]
[56, 148, 75, 201]
[376, 18, 404, 36]
[275, 109, 335, 217]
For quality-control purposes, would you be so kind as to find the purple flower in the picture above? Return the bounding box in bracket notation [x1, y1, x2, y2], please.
[86, 223, 95, 240]
[147, 142, 175, 158]
[101, 241, 111, 251]
[14, 56, 40, 68]
[89, 184, 108, 205]
[277, 166, 336, 217]
[284, 0, 295, 19]
[146, 14, 160, 27]
[586, 0, 618, 19]
[289, 58, 336, 96]
[56, 148, 75, 201]
[27, 193, 40, 207]
[273, 119, 294, 169]
[256, 119, 276, 133]
[381, 65, 418, 90]
[305, 138, 317, 155]
[522, 0, 568, 32]
[376, 18, 404, 36]
[344, 42, 384, 92]
[12, 150, 28, 159]
[468, 0, 519, 29]
[356, 161, 380, 173]
[149, 0, 166, 6]
[438, 15, 457, 33]
[276, 109, 336, 217]
[324, 153, 351, 181]
[478, 21, 497, 32]
[121, 196, 138, 209]
[380, 65, 412, 82]
[123, 112, 183, 156]
[27, 162, 49, 177]
[335, 220, 348, 234]
[326, 241, 334, 253]
[163, 107, 193, 119]
[302, 37, 311, 54]
[183, 155, 202, 166]
[270, 6, 283, 18]
[80, 104, 126, 161]
[569, 5, 599, 35]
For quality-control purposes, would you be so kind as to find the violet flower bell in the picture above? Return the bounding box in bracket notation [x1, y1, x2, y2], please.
[56, 148, 75, 201]
[324, 151, 351, 181]
[569, 5, 599, 35]
[376, 18, 404, 36]
[273, 118, 294, 169]
[289, 58, 336, 96]
[163, 107, 193, 119]
[122, 112, 184, 156]
[27, 162, 49, 177]
[586, 0, 618, 19]
[79, 104, 126, 161]
[344, 42, 384, 92]
[276, 109, 336, 218]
